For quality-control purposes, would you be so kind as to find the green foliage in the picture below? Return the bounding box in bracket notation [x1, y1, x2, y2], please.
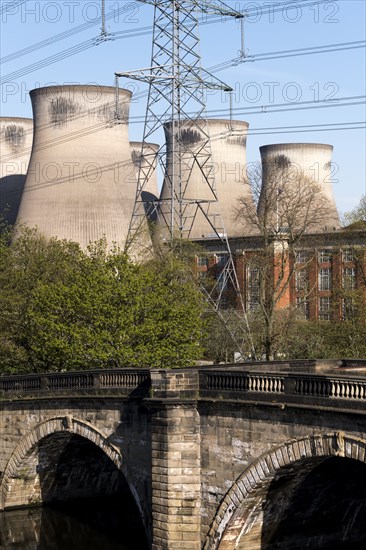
[202, 310, 239, 364]
[0, 229, 204, 373]
[342, 195, 366, 226]
[219, 301, 366, 361]
[285, 318, 366, 360]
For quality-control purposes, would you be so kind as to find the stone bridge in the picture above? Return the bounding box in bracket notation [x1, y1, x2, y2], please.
[1, 360, 366, 549]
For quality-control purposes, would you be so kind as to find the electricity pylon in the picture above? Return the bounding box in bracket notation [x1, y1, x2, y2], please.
[116, 0, 256, 358]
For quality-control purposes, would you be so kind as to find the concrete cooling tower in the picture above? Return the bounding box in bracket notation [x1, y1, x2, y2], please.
[16, 85, 140, 249]
[258, 143, 340, 232]
[130, 142, 159, 198]
[130, 141, 159, 222]
[157, 118, 257, 240]
[0, 117, 33, 226]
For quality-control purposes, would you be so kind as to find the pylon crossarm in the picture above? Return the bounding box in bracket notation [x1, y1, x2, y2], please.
[116, 65, 171, 76]
[115, 71, 175, 85]
[116, 70, 233, 93]
[137, 0, 244, 19]
[190, 0, 244, 18]
[194, 67, 233, 91]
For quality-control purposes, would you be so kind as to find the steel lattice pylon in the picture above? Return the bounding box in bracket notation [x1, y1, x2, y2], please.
[116, 0, 256, 358]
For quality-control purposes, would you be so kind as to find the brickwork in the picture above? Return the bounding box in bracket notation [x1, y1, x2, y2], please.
[273, 239, 291, 309]
[195, 228, 366, 320]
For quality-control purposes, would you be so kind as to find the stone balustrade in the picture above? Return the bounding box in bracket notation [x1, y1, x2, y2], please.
[0, 369, 151, 398]
[0, 361, 366, 409]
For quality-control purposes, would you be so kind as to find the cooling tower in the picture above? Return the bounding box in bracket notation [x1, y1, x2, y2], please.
[130, 141, 159, 222]
[16, 85, 141, 249]
[157, 118, 257, 240]
[0, 117, 33, 226]
[258, 143, 340, 232]
[130, 142, 159, 198]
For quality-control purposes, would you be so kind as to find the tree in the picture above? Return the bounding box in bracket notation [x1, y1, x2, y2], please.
[0, 229, 205, 373]
[284, 314, 366, 360]
[342, 195, 366, 226]
[202, 309, 241, 364]
[0, 226, 84, 373]
[235, 159, 334, 360]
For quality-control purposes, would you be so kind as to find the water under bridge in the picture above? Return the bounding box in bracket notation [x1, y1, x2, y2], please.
[1, 359, 366, 549]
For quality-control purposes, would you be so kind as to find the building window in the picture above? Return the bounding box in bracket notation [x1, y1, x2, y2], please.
[342, 267, 356, 290]
[342, 249, 355, 263]
[295, 269, 308, 292]
[247, 267, 260, 311]
[216, 274, 228, 292]
[296, 297, 309, 319]
[318, 268, 332, 291]
[197, 256, 207, 267]
[215, 254, 229, 268]
[318, 249, 332, 263]
[319, 296, 332, 320]
[295, 251, 308, 264]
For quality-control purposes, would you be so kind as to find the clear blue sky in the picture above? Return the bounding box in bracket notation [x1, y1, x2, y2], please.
[1, 0, 365, 214]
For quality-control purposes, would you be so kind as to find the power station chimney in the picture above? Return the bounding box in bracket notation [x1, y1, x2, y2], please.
[0, 117, 33, 226]
[258, 143, 340, 232]
[157, 118, 257, 240]
[16, 85, 142, 249]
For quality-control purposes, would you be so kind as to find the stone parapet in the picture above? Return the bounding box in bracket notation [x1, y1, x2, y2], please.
[150, 369, 199, 400]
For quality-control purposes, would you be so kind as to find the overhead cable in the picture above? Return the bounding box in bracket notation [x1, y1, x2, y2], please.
[2, 36, 364, 85]
[1, 0, 339, 64]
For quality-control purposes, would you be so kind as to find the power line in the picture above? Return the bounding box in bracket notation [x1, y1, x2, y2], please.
[215, 99, 366, 119]
[2, 117, 363, 163]
[1, 28, 149, 84]
[2, 35, 364, 85]
[1, 0, 339, 64]
[121, 95, 366, 124]
[2, 92, 364, 152]
[1, 94, 365, 160]
[1, 2, 139, 64]
[2, 122, 363, 210]
[210, 41, 366, 72]
[0, 0, 27, 16]
[246, 122, 366, 136]
[134, 95, 366, 122]
[1, 2, 354, 84]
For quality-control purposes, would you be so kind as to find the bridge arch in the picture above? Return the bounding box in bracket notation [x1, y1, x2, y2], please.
[204, 432, 366, 549]
[0, 415, 143, 523]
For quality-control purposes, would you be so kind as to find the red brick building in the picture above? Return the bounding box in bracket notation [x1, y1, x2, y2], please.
[195, 223, 366, 321]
